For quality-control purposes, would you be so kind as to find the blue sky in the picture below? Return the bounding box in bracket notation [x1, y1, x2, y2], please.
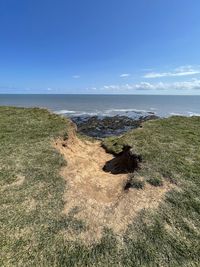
[0, 0, 200, 94]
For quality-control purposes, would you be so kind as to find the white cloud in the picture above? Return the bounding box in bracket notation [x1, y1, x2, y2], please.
[172, 79, 200, 90]
[95, 79, 200, 92]
[144, 65, 200, 78]
[101, 82, 165, 91]
[72, 75, 80, 79]
[120, 73, 131, 78]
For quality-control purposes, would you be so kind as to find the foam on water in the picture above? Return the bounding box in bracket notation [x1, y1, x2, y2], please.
[54, 108, 155, 119]
[54, 110, 76, 115]
[187, 112, 200, 117]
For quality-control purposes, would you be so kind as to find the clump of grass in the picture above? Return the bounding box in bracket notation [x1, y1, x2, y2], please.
[147, 177, 163, 187]
[125, 175, 145, 190]
[131, 178, 145, 189]
[101, 136, 125, 155]
[63, 132, 68, 141]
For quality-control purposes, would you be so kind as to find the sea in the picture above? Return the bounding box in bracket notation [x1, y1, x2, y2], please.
[1, 94, 200, 119]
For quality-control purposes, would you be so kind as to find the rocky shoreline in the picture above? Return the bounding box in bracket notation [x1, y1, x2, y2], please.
[71, 114, 159, 138]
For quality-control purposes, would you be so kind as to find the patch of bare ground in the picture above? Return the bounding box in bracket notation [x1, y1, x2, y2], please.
[55, 126, 173, 245]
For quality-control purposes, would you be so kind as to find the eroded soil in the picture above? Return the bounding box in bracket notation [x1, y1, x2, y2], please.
[55, 127, 173, 244]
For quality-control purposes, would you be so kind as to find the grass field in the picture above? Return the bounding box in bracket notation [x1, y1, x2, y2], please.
[0, 107, 200, 266]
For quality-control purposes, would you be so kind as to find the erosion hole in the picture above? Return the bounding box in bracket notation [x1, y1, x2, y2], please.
[103, 145, 142, 175]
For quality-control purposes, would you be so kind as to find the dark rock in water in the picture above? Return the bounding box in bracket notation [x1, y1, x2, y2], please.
[103, 145, 142, 174]
[71, 114, 159, 138]
[147, 111, 156, 115]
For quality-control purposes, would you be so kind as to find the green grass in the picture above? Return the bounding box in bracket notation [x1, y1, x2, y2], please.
[1, 107, 200, 266]
[103, 116, 200, 266]
[147, 177, 163, 187]
[126, 175, 145, 189]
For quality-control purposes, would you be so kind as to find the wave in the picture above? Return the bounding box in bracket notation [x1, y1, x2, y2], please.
[169, 112, 185, 116]
[188, 112, 200, 117]
[169, 112, 200, 117]
[71, 112, 100, 117]
[104, 108, 153, 113]
[54, 108, 156, 118]
[54, 110, 76, 114]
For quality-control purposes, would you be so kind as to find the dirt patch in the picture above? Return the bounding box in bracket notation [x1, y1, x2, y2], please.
[55, 126, 173, 245]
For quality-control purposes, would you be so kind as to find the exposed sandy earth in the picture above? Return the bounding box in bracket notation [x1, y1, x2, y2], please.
[55, 125, 173, 245]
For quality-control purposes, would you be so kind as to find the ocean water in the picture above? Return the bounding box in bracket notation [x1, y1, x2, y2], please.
[1, 94, 200, 118]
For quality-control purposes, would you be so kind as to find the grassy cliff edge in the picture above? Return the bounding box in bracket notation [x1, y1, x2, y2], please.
[0, 107, 200, 266]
